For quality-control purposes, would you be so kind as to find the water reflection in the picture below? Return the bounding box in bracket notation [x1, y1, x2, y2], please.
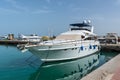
[29, 52, 100, 80]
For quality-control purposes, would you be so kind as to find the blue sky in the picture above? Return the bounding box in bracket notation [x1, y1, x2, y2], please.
[0, 0, 120, 36]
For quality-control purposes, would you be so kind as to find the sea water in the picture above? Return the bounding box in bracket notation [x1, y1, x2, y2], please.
[0, 45, 118, 80]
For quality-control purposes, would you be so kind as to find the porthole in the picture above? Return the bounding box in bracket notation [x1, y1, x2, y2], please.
[75, 48, 77, 50]
[64, 49, 67, 51]
[72, 48, 74, 50]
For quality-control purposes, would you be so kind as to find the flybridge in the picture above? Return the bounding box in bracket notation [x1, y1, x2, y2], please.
[70, 20, 93, 32]
[70, 20, 92, 27]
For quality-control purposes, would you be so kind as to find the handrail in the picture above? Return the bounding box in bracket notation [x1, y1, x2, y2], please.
[43, 40, 98, 45]
[25, 39, 99, 47]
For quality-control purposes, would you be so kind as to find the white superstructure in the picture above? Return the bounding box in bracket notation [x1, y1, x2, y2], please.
[25, 20, 100, 62]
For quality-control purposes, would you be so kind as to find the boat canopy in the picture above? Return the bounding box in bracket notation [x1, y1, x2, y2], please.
[70, 23, 91, 27]
[55, 34, 82, 40]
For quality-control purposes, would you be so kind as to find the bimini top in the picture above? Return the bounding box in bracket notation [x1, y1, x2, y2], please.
[70, 23, 91, 27]
[70, 20, 92, 31]
[70, 20, 92, 27]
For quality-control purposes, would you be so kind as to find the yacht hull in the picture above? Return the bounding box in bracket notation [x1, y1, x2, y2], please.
[27, 41, 100, 62]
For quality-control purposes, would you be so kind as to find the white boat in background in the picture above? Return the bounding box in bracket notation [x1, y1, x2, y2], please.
[25, 20, 100, 62]
[18, 34, 41, 42]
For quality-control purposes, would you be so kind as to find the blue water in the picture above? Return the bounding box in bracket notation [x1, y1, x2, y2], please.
[0, 45, 118, 80]
[0, 46, 41, 80]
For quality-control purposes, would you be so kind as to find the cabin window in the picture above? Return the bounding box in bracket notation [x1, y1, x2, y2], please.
[84, 36, 97, 40]
[81, 35, 85, 38]
[75, 48, 77, 50]
[64, 49, 67, 51]
[72, 48, 74, 50]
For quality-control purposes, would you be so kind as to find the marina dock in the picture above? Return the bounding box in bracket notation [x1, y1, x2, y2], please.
[81, 54, 120, 80]
[101, 43, 120, 52]
[0, 40, 29, 45]
[98, 33, 120, 52]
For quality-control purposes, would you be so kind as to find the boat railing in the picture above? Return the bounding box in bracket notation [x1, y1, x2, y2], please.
[48, 39, 97, 45]
[24, 39, 99, 47]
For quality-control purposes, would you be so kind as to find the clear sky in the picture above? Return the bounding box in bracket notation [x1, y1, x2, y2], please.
[0, 0, 120, 36]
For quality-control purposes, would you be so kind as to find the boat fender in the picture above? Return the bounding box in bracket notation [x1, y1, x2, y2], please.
[80, 46, 84, 50]
[93, 45, 96, 49]
[89, 45, 92, 49]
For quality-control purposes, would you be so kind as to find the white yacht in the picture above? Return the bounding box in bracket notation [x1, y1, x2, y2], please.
[25, 20, 100, 62]
[18, 34, 41, 42]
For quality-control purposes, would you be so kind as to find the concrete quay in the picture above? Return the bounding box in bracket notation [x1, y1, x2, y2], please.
[0, 40, 28, 45]
[81, 54, 120, 80]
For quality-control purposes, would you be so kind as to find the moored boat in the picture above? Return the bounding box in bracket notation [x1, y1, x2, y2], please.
[25, 20, 100, 62]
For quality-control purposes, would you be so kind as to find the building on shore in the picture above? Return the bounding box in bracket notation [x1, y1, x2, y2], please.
[8, 34, 14, 40]
[105, 33, 118, 44]
[0, 35, 8, 40]
[98, 33, 120, 52]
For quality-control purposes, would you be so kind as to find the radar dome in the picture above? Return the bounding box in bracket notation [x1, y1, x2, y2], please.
[87, 20, 91, 24]
[83, 20, 87, 24]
